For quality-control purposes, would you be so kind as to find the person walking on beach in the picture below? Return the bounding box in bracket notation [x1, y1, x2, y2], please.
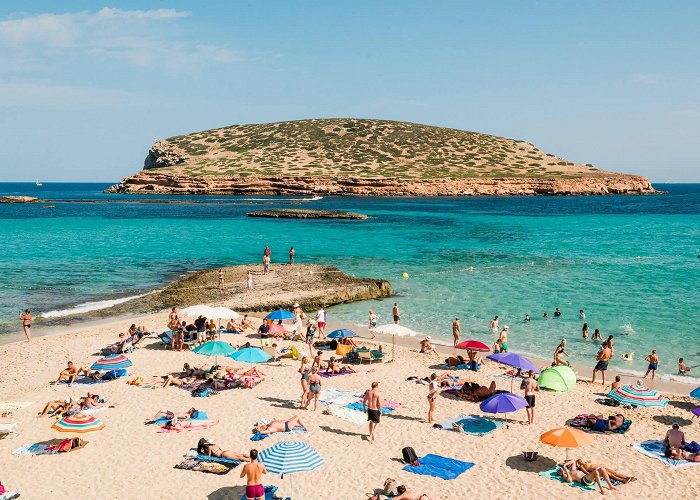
[499, 326, 509, 352]
[305, 321, 316, 357]
[452, 317, 461, 346]
[315, 307, 326, 339]
[19, 308, 31, 342]
[304, 367, 322, 411]
[489, 316, 499, 332]
[262, 254, 270, 274]
[289, 246, 295, 265]
[553, 339, 571, 367]
[298, 356, 311, 407]
[362, 381, 382, 444]
[427, 373, 438, 423]
[592, 341, 612, 384]
[521, 370, 538, 425]
[246, 270, 253, 290]
[368, 309, 378, 339]
[392, 302, 400, 324]
[644, 349, 659, 380]
[218, 269, 225, 292]
[240, 448, 267, 500]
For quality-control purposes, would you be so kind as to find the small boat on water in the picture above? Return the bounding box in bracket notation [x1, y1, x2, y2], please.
[43, 205, 55, 209]
[36, 180, 42, 186]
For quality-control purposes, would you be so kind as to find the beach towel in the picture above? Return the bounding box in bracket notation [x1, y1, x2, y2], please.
[174, 458, 234, 475]
[436, 414, 504, 435]
[632, 440, 700, 469]
[345, 402, 395, 415]
[240, 485, 278, 500]
[402, 454, 475, 480]
[326, 405, 367, 425]
[195, 454, 241, 465]
[0, 402, 32, 411]
[538, 465, 596, 491]
[251, 426, 306, 441]
[569, 414, 632, 434]
[55, 377, 105, 386]
[13, 439, 88, 456]
[320, 370, 355, 378]
[318, 388, 359, 406]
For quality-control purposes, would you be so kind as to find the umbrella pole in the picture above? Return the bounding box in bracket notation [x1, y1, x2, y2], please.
[391, 334, 395, 362]
[511, 374, 515, 393]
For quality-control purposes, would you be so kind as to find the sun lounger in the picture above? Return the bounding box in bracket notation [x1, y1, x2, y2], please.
[538, 465, 596, 491]
[435, 414, 503, 435]
[632, 440, 700, 469]
[158, 331, 173, 347]
[358, 350, 374, 363]
[402, 453, 475, 480]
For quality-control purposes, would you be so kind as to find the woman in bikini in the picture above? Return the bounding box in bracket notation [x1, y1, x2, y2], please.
[557, 460, 618, 495]
[427, 373, 438, 423]
[20, 308, 31, 341]
[299, 356, 311, 408]
[197, 438, 250, 461]
[303, 368, 322, 411]
[575, 460, 636, 482]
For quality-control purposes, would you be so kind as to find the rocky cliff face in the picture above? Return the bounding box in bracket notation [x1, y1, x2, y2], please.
[106, 171, 656, 196]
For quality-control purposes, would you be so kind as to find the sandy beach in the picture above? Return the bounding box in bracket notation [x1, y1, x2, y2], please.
[1, 303, 699, 500]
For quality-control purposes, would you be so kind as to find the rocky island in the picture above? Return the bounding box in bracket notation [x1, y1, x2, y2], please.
[106, 118, 656, 197]
[247, 209, 368, 219]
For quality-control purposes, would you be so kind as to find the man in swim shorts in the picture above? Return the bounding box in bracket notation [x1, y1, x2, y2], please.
[489, 315, 499, 332]
[392, 302, 400, 324]
[241, 448, 267, 500]
[362, 381, 382, 444]
[499, 326, 509, 352]
[521, 370, 538, 425]
[592, 341, 612, 385]
[255, 415, 308, 435]
[644, 349, 659, 380]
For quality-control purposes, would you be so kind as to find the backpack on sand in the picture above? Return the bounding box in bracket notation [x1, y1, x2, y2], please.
[401, 446, 419, 465]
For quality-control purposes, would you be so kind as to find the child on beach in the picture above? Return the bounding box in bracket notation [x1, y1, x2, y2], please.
[644, 349, 659, 380]
[678, 358, 690, 375]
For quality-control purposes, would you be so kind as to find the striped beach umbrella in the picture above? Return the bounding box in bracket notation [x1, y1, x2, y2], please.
[259, 441, 324, 477]
[608, 384, 669, 408]
[52, 414, 105, 433]
[90, 354, 132, 371]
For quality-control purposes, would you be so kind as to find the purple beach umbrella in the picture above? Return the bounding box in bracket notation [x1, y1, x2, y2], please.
[691, 407, 700, 418]
[480, 392, 529, 415]
[486, 352, 540, 390]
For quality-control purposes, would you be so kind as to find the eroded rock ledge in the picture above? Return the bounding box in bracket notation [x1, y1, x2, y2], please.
[248, 209, 368, 219]
[106, 171, 656, 197]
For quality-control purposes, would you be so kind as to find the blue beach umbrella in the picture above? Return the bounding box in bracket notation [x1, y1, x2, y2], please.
[690, 387, 700, 400]
[192, 340, 237, 366]
[259, 441, 324, 478]
[230, 347, 272, 364]
[90, 354, 132, 371]
[265, 309, 295, 321]
[327, 329, 357, 339]
[480, 392, 528, 414]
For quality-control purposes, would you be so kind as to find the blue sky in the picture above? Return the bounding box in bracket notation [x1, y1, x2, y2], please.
[0, 1, 698, 182]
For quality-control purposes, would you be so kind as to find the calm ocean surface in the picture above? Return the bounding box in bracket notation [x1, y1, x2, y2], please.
[1, 183, 698, 381]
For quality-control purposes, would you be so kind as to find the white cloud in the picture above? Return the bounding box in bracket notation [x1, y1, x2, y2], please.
[0, 7, 236, 67]
[631, 73, 658, 84]
[0, 82, 132, 108]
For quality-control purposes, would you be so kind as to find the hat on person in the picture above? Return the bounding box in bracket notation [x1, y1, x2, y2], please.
[672, 423, 680, 429]
[202, 438, 215, 446]
[425, 336, 432, 341]
[293, 303, 300, 307]
[503, 326, 509, 330]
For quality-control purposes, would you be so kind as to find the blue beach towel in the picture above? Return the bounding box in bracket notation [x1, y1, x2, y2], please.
[633, 440, 700, 469]
[240, 485, 278, 500]
[403, 454, 474, 480]
[538, 465, 595, 491]
[345, 402, 395, 415]
[436, 414, 503, 435]
[195, 454, 241, 465]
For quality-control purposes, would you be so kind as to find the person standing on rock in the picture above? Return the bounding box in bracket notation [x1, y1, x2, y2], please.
[218, 269, 225, 292]
[20, 308, 31, 342]
[289, 246, 295, 265]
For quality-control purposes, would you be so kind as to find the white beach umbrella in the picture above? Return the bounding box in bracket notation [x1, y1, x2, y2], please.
[209, 306, 239, 320]
[180, 305, 219, 318]
[372, 324, 420, 362]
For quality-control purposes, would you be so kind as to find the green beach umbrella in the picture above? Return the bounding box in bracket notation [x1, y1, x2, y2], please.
[538, 365, 577, 392]
[192, 340, 236, 366]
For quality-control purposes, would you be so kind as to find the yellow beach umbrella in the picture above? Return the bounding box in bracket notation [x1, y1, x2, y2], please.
[540, 427, 593, 460]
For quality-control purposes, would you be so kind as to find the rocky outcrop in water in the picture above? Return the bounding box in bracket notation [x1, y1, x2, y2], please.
[248, 209, 368, 219]
[0, 196, 41, 203]
[106, 171, 656, 197]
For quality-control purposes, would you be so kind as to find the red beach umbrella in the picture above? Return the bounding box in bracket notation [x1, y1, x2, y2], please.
[455, 340, 490, 352]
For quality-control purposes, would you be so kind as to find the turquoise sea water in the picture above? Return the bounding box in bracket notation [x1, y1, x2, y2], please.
[1, 183, 699, 382]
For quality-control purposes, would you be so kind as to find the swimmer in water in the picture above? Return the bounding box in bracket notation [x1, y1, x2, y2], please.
[582, 323, 589, 339]
[524, 314, 530, 322]
[543, 312, 549, 319]
[592, 328, 602, 341]
[489, 316, 499, 333]
[644, 349, 659, 380]
[553, 308, 562, 317]
[579, 309, 586, 320]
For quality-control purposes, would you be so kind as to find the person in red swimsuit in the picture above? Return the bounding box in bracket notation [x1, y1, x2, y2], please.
[240, 448, 267, 500]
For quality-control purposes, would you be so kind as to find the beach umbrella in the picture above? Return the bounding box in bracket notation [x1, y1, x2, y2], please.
[608, 384, 669, 408]
[372, 323, 419, 362]
[455, 340, 490, 352]
[691, 407, 700, 418]
[90, 354, 132, 371]
[52, 414, 105, 433]
[209, 306, 239, 320]
[259, 441, 324, 478]
[540, 427, 593, 460]
[268, 323, 287, 334]
[538, 365, 577, 392]
[265, 309, 295, 321]
[480, 392, 528, 415]
[486, 352, 540, 391]
[230, 347, 272, 364]
[690, 386, 700, 400]
[327, 329, 357, 339]
[192, 340, 237, 366]
[181, 305, 219, 318]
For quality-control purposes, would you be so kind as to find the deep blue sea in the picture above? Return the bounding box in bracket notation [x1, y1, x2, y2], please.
[1, 183, 698, 382]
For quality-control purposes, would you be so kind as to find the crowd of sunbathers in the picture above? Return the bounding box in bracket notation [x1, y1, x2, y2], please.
[38, 392, 112, 418]
[126, 360, 267, 392]
[557, 459, 636, 494]
[104, 324, 150, 354]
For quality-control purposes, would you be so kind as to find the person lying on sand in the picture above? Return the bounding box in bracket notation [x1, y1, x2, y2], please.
[197, 438, 250, 461]
[557, 460, 618, 495]
[587, 414, 625, 432]
[79, 393, 111, 411]
[394, 485, 432, 500]
[127, 375, 194, 388]
[54, 361, 92, 386]
[666, 448, 700, 462]
[254, 415, 308, 435]
[327, 357, 357, 374]
[146, 408, 197, 424]
[455, 381, 498, 401]
[37, 399, 80, 417]
[574, 460, 636, 483]
[220, 366, 266, 379]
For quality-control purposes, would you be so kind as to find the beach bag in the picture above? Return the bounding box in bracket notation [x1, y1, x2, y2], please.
[0, 481, 5, 494]
[192, 387, 210, 398]
[401, 446, 419, 465]
[102, 368, 126, 380]
[685, 441, 700, 453]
